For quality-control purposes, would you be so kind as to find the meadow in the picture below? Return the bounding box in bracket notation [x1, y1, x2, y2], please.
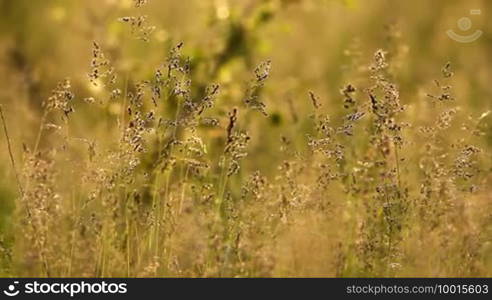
[0, 0, 491, 277]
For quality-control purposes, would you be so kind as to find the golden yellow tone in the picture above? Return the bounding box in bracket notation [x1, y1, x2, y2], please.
[0, 0, 491, 277]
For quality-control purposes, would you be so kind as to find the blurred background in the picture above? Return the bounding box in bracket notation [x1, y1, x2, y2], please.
[0, 0, 491, 276]
[1, 0, 491, 144]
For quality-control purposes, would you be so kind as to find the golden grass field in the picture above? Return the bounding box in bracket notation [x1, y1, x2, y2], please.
[0, 0, 491, 277]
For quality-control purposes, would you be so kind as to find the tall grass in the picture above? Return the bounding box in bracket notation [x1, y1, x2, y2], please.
[0, 0, 491, 277]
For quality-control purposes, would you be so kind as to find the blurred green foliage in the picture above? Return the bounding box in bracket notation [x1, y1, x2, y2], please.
[0, 0, 491, 277]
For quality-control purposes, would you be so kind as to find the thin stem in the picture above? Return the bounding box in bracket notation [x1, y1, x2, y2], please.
[0, 105, 23, 196]
[126, 214, 131, 277]
[121, 74, 129, 141]
[34, 110, 48, 154]
[217, 156, 229, 218]
[151, 171, 161, 256]
[394, 144, 402, 190]
[178, 165, 190, 214]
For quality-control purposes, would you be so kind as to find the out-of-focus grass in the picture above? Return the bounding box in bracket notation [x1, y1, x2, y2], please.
[0, 0, 491, 277]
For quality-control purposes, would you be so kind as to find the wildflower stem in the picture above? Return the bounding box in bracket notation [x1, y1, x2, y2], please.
[394, 144, 401, 189]
[34, 110, 48, 154]
[0, 104, 23, 196]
